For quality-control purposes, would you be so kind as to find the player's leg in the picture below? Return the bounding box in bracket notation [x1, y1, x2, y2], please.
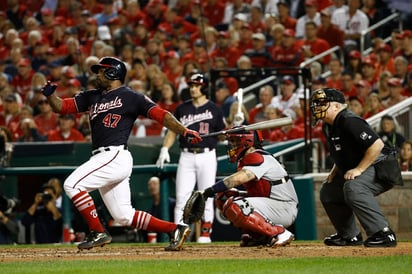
[344, 167, 396, 247]
[174, 151, 197, 224]
[64, 151, 132, 249]
[222, 197, 294, 247]
[320, 174, 363, 246]
[195, 150, 217, 243]
[100, 178, 190, 251]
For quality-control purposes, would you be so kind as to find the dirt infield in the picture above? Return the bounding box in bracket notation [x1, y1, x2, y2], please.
[1, 242, 411, 262]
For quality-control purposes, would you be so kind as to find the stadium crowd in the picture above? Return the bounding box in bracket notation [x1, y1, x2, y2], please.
[0, 0, 411, 144]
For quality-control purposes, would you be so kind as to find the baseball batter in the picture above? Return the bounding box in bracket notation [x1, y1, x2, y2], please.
[200, 130, 298, 247]
[41, 56, 202, 251]
[156, 73, 225, 243]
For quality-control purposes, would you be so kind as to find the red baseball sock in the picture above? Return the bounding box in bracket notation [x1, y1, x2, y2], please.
[131, 210, 177, 233]
[72, 191, 105, 233]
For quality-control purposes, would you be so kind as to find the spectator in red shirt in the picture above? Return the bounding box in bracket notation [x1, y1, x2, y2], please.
[270, 29, 304, 70]
[0, 94, 22, 141]
[301, 21, 331, 65]
[393, 30, 412, 65]
[345, 50, 363, 82]
[163, 50, 183, 89]
[376, 43, 395, 76]
[33, 96, 59, 136]
[355, 79, 372, 104]
[248, 5, 266, 34]
[237, 23, 254, 54]
[47, 114, 85, 142]
[269, 111, 304, 142]
[210, 31, 241, 68]
[277, 0, 296, 31]
[382, 77, 407, 108]
[143, 0, 167, 33]
[326, 58, 344, 90]
[360, 57, 378, 88]
[10, 58, 35, 104]
[202, 0, 225, 28]
[317, 8, 344, 49]
[340, 70, 358, 99]
[404, 71, 412, 97]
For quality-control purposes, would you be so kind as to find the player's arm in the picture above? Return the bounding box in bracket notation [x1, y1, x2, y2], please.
[203, 169, 257, 198]
[149, 107, 202, 143]
[42, 81, 77, 114]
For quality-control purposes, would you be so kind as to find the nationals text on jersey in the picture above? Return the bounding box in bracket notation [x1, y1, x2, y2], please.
[90, 96, 123, 120]
[180, 110, 214, 127]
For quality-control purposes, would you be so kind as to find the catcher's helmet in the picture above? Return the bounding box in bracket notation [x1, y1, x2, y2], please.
[91, 57, 127, 83]
[188, 73, 208, 95]
[310, 88, 345, 126]
[226, 130, 263, 163]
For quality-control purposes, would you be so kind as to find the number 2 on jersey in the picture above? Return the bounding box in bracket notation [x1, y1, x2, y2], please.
[103, 113, 121, 128]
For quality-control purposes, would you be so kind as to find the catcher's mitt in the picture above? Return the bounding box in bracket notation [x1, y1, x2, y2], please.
[183, 191, 205, 224]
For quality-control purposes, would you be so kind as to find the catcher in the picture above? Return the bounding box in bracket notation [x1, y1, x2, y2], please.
[190, 129, 298, 247]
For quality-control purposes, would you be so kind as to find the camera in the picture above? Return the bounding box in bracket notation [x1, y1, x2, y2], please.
[0, 195, 20, 213]
[41, 192, 53, 203]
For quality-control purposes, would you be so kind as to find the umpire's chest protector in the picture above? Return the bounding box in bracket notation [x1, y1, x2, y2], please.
[324, 109, 379, 172]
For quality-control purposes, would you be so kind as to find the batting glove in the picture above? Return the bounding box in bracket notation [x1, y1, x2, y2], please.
[183, 128, 202, 144]
[41, 81, 57, 97]
[156, 146, 170, 169]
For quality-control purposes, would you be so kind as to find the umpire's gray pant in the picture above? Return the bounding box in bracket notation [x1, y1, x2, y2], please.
[319, 165, 393, 238]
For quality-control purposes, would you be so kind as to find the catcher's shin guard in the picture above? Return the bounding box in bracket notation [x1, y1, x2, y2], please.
[222, 197, 285, 238]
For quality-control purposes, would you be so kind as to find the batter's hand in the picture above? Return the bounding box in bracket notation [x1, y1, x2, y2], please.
[41, 81, 57, 97]
[156, 146, 170, 169]
[183, 128, 202, 144]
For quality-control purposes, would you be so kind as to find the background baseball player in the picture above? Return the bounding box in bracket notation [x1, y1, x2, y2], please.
[41, 56, 202, 251]
[156, 73, 226, 243]
[200, 129, 298, 247]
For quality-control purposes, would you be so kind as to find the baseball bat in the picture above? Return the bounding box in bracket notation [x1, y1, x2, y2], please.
[200, 117, 293, 138]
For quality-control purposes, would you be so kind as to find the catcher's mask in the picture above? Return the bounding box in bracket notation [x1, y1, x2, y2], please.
[310, 88, 345, 126]
[226, 129, 263, 163]
[91, 56, 127, 83]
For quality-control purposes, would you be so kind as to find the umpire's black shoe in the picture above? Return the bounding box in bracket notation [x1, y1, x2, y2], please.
[364, 227, 397, 247]
[78, 231, 112, 250]
[324, 233, 363, 246]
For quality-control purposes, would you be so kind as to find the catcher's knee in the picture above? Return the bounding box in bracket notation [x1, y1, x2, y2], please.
[222, 197, 253, 225]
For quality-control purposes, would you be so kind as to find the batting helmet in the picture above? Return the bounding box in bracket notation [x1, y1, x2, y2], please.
[91, 57, 127, 83]
[226, 130, 263, 163]
[188, 73, 209, 95]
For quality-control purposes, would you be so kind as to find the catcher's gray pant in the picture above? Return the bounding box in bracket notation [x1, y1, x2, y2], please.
[320, 165, 393, 238]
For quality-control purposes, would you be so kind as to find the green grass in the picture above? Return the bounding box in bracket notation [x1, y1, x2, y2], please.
[1, 255, 411, 274]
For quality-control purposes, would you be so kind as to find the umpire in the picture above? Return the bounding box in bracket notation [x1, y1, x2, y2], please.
[310, 88, 397, 247]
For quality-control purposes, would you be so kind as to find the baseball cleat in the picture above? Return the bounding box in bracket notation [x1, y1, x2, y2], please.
[364, 227, 397, 247]
[324, 233, 363, 246]
[239, 233, 268, 247]
[77, 231, 112, 250]
[164, 224, 191, 251]
[269, 229, 295, 247]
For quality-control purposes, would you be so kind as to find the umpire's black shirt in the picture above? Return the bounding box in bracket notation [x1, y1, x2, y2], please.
[323, 109, 380, 173]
